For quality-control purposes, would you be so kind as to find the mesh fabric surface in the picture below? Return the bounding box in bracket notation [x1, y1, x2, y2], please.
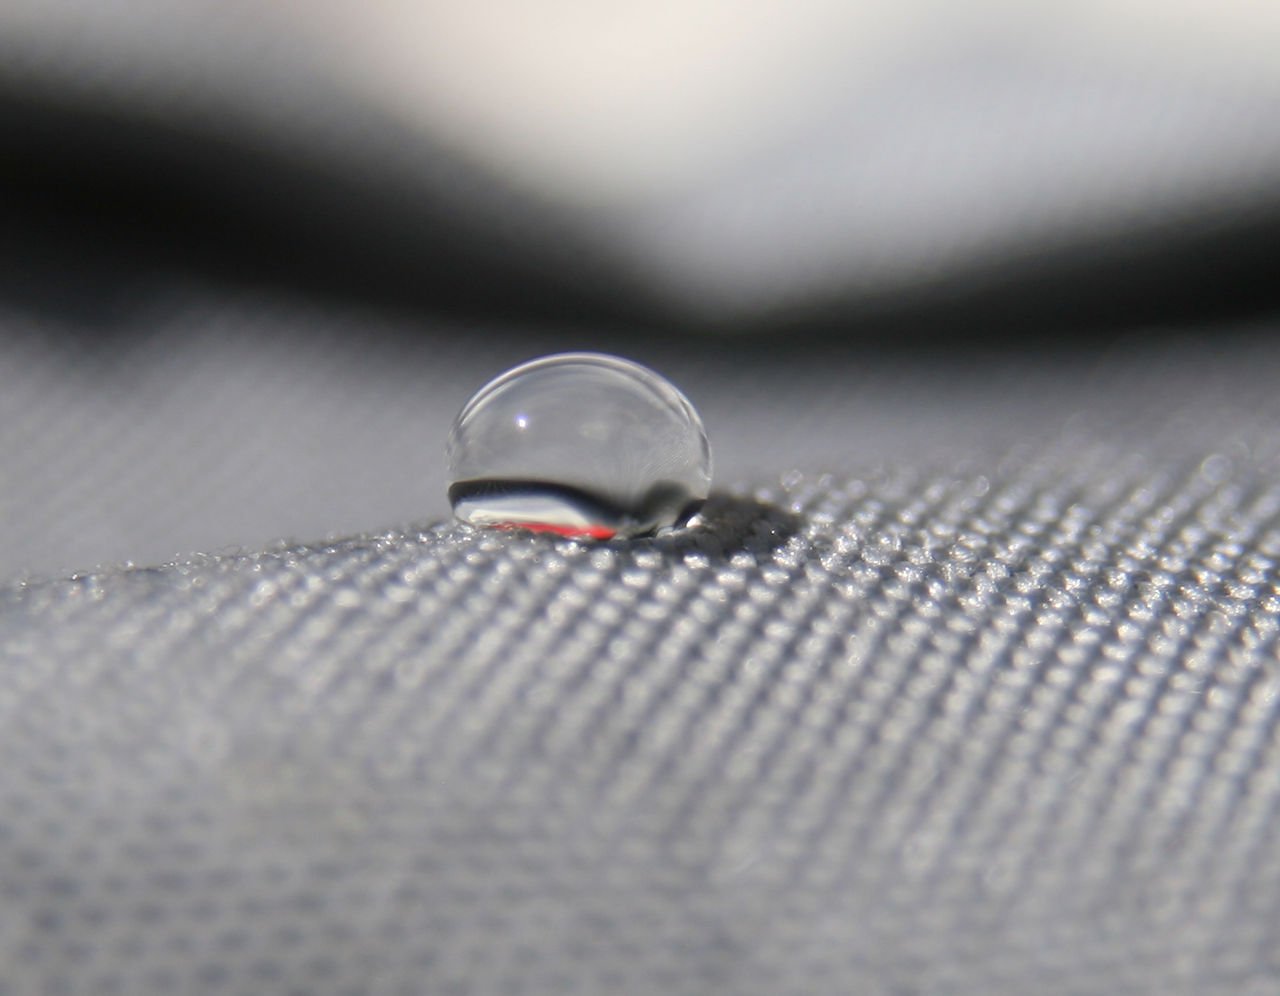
[3, 3, 1280, 993]
[3, 372, 1280, 994]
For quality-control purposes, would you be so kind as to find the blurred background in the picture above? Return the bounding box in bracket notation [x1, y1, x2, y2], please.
[2, 0, 1279, 578]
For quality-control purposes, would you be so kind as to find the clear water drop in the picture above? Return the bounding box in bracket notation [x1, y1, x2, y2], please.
[447, 353, 712, 539]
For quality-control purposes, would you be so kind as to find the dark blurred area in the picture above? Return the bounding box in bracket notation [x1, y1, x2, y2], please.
[5, 64, 1280, 341]
[1, 1, 1279, 576]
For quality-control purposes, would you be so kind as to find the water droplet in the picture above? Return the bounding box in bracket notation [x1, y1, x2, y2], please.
[447, 353, 712, 539]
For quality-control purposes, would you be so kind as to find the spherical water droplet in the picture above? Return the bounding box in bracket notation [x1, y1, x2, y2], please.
[447, 353, 712, 539]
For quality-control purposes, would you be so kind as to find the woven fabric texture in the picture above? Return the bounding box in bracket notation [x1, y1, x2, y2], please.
[3, 335, 1280, 994]
[4, 7, 1280, 992]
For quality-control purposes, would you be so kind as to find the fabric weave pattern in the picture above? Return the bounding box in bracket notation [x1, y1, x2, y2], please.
[3, 436, 1278, 994]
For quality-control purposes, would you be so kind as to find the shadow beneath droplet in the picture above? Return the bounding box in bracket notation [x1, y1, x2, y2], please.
[631, 493, 802, 561]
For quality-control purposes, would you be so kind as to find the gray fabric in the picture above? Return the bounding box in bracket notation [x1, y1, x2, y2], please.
[2, 329, 1280, 994]
[0, 292, 1269, 580]
[5, 5, 1280, 994]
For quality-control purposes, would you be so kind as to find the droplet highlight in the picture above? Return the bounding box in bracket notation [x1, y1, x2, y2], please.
[447, 353, 712, 538]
